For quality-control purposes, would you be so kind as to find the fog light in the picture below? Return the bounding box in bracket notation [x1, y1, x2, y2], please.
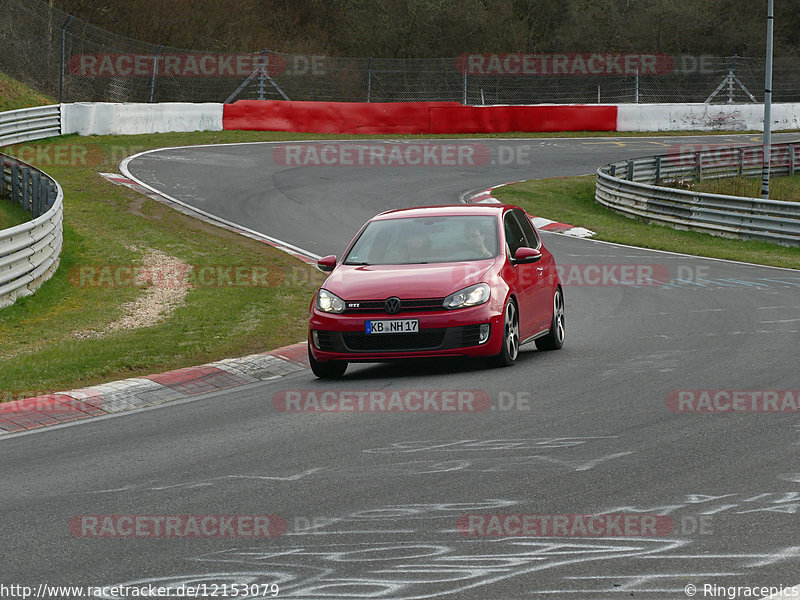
[311, 330, 320, 348]
[478, 323, 491, 344]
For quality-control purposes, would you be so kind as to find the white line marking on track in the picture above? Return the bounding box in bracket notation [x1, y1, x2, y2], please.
[120, 148, 321, 263]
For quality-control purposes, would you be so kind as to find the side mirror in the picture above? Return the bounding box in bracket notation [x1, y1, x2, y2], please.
[513, 247, 542, 264]
[317, 255, 337, 272]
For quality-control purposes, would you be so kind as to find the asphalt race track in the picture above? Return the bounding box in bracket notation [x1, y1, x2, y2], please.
[3, 134, 800, 599]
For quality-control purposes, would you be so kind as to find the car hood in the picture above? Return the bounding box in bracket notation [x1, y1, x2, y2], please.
[323, 260, 498, 300]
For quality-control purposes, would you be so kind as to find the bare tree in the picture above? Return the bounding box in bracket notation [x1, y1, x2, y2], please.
[50, 0, 800, 57]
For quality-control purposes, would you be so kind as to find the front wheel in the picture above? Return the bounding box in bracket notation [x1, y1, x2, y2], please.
[308, 343, 348, 378]
[492, 299, 520, 367]
[535, 287, 565, 351]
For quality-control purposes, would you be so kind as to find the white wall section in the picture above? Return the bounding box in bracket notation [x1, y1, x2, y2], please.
[61, 102, 223, 136]
[617, 102, 800, 132]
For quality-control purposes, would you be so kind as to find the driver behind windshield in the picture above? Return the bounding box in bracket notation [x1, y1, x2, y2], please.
[464, 221, 494, 258]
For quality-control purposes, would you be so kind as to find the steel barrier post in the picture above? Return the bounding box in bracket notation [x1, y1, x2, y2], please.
[31, 171, 40, 219]
[149, 46, 163, 103]
[22, 167, 31, 212]
[11, 162, 20, 205]
[47, 180, 57, 210]
[257, 49, 268, 101]
[39, 172, 48, 218]
[32, 171, 41, 218]
[366, 58, 372, 102]
[59, 16, 75, 102]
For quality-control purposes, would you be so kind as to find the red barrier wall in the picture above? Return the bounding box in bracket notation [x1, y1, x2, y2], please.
[223, 101, 618, 134]
[427, 105, 617, 133]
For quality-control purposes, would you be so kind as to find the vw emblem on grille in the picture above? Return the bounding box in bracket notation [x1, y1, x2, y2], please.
[384, 297, 402, 314]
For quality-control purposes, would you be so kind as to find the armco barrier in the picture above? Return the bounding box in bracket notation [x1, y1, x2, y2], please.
[222, 100, 618, 134]
[0, 105, 62, 146]
[0, 106, 64, 308]
[595, 142, 800, 246]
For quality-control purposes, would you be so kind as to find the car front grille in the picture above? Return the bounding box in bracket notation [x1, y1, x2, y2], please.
[344, 298, 445, 313]
[312, 324, 487, 354]
[342, 329, 446, 351]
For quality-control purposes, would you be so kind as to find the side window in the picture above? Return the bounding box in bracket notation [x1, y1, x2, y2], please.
[503, 212, 527, 258]
[512, 209, 541, 249]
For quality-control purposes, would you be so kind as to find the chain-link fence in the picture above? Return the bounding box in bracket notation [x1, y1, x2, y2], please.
[2, 0, 800, 105]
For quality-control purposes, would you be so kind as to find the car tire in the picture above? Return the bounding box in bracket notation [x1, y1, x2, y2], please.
[535, 287, 565, 351]
[308, 343, 348, 378]
[492, 298, 520, 367]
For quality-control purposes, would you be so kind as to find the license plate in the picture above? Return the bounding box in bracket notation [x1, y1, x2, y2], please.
[365, 319, 419, 334]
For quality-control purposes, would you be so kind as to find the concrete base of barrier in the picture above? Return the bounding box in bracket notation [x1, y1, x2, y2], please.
[61, 102, 223, 136]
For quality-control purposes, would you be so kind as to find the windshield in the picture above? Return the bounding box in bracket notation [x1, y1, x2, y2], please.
[343, 215, 499, 265]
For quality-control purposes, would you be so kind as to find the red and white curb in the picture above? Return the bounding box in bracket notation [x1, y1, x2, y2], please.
[0, 343, 308, 434]
[468, 183, 596, 239]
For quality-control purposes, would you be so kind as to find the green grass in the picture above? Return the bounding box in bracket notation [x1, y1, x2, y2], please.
[494, 175, 800, 270]
[0, 198, 30, 229]
[666, 173, 800, 202]
[0, 72, 55, 112]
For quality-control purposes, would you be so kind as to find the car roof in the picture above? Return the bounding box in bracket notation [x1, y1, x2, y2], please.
[371, 203, 514, 221]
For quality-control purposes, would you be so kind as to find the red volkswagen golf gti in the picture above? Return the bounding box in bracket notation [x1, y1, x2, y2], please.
[308, 204, 564, 378]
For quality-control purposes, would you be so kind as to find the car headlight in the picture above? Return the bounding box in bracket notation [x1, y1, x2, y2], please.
[443, 283, 490, 309]
[316, 289, 346, 313]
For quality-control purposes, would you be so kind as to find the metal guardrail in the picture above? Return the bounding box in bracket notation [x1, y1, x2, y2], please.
[596, 142, 800, 246]
[0, 105, 62, 147]
[0, 105, 64, 308]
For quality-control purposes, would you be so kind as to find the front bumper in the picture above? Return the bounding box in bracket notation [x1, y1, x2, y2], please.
[309, 305, 504, 362]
